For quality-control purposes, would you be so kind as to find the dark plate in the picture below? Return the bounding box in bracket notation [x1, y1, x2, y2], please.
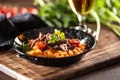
[13, 27, 96, 66]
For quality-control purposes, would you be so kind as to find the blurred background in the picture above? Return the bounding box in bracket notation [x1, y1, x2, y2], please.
[0, 0, 120, 80]
[0, 0, 34, 7]
[1, 0, 119, 37]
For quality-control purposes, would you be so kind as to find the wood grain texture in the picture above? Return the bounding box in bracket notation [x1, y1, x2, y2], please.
[0, 26, 120, 80]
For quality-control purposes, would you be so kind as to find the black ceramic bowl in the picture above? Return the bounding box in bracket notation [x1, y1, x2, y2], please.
[13, 27, 96, 66]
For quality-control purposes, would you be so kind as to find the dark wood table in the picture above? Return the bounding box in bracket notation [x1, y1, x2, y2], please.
[72, 63, 120, 80]
[1, 62, 120, 80]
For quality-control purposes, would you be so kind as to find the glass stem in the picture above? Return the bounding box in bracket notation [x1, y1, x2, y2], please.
[77, 14, 87, 32]
[77, 14, 82, 24]
[77, 14, 86, 25]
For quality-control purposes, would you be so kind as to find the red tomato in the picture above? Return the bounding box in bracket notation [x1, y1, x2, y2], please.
[20, 7, 28, 14]
[35, 41, 46, 50]
[0, 5, 38, 17]
[28, 8, 38, 14]
[11, 7, 18, 15]
[6, 11, 13, 18]
[68, 39, 80, 47]
[0, 6, 1, 13]
[1, 5, 8, 13]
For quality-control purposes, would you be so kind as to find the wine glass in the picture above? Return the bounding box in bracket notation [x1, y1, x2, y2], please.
[68, 0, 95, 32]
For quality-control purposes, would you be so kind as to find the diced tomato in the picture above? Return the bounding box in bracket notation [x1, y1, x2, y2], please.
[68, 39, 80, 47]
[35, 41, 46, 50]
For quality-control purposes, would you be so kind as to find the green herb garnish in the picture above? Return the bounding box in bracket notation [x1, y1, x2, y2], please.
[48, 29, 65, 44]
[22, 43, 31, 52]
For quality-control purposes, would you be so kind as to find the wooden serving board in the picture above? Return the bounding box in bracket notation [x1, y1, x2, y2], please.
[0, 26, 120, 80]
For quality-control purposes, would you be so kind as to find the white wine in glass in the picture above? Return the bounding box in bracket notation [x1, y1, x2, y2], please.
[68, 0, 94, 31]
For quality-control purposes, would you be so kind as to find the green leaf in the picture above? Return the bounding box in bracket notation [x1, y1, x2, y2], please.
[54, 29, 61, 34]
[48, 35, 59, 44]
[48, 29, 66, 44]
[60, 32, 65, 40]
[22, 43, 31, 52]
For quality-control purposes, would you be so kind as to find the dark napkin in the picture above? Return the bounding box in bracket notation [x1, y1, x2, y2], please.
[10, 13, 49, 33]
[0, 13, 49, 51]
[0, 14, 19, 51]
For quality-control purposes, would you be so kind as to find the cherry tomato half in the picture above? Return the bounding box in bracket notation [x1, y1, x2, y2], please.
[68, 39, 80, 47]
[35, 41, 46, 50]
